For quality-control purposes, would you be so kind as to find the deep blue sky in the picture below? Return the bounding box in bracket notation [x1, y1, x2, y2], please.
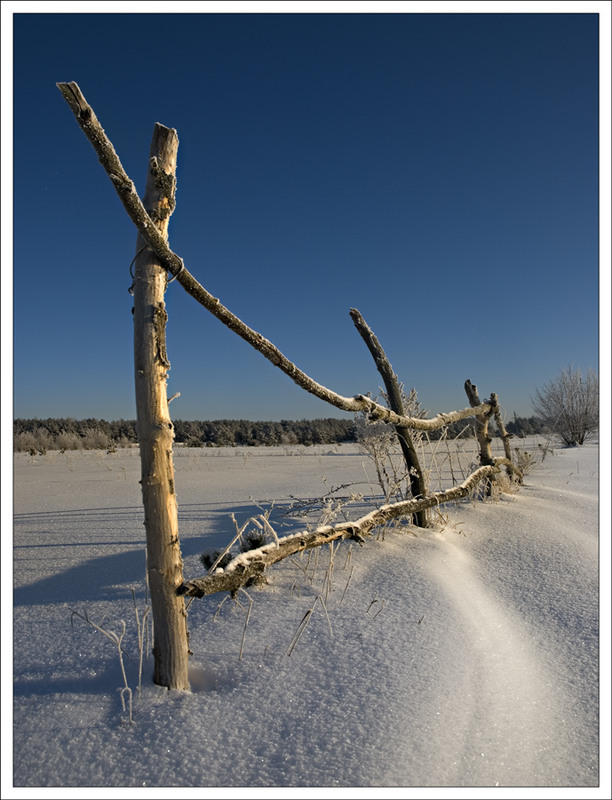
[10, 9, 602, 422]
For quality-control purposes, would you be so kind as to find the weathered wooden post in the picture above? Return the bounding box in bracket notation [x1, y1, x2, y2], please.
[350, 308, 429, 527]
[465, 379, 495, 496]
[132, 124, 190, 690]
[490, 392, 521, 483]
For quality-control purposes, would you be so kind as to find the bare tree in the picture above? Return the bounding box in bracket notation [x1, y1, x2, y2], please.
[531, 367, 598, 446]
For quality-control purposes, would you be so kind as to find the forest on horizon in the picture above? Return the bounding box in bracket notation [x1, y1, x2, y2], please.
[13, 415, 551, 453]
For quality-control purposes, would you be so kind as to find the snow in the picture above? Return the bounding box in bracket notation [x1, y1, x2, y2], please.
[6, 439, 608, 796]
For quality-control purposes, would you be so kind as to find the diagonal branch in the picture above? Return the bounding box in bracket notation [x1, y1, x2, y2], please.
[177, 457, 523, 599]
[57, 81, 492, 431]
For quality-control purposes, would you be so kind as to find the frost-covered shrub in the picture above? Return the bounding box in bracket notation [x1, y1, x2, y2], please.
[13, 428, 53, 454]
[13, 431, 39, 453]
[80, 429, 112, 450]
[55, 432, 83, 451]
[532, 367, 598, 447]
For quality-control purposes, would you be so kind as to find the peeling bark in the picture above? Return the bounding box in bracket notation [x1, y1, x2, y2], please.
[132, 124, 190, 690]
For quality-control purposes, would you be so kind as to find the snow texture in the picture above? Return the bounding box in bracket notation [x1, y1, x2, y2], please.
[7, 439, 606, 795]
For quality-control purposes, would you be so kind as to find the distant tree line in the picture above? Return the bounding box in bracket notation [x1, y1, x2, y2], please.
[13, 418, 138, 454]
[173, 418, 357, 447]
[505, 415, 553, 438]
[13, 414, 552, 454]
[13, 417, 356, 453]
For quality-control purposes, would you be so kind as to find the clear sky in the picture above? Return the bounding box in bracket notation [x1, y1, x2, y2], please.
[6, 3, 607, 423]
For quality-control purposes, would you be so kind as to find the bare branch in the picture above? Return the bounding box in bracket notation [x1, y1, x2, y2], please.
[177, 457, 522, 599]
[56, 82, 183, 275]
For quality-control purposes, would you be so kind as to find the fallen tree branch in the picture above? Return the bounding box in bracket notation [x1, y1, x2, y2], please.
[177, 457, 522, 598]
[57, 81, 492, 432]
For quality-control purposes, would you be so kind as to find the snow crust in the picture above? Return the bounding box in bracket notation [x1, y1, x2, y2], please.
[6, 440, 606, 794]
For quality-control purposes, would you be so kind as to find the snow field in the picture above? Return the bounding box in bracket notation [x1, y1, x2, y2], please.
[8, 438, 601, 789]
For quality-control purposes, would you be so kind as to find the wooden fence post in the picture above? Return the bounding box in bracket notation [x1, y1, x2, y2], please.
[464, 379, 495, 496]
[350, 309, 429, 527]
[132, 124, 190, 690]
[490, 392, 520, 483]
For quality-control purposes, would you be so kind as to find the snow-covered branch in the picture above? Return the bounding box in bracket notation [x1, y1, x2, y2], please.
[177, 458, 522, 599]
[57, 81, 492, 432]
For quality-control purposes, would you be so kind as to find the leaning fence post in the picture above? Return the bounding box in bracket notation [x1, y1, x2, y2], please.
[464, 379, 495, 496]
[132, 123, 190, 690]
[350, 308, 429, 527]
[490, 392, 521, 483]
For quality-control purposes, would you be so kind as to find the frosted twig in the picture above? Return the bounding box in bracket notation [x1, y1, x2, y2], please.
[132, 589, 151, 697]
[284, 607, 314, 660]
[71, 609, 133, 723]
[366, 596, 378, 613]
[290, 556, 315, 584]
[316, 595, 334, 637]
[339, 565, 354, 604]
[208, 513, 253, 573]
[237, 588, 253, 661]
[213, 595, 231, 620]
[322, 543, 336, 603]
[371, 599, 386, 619]
[260, 515, 280, 548]
[119, 686, 133, 724]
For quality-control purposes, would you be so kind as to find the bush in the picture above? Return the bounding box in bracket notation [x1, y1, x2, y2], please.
[14, 429, 53, 454]
[55, 432, 83, 451]
[531, 367, 598, 446]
